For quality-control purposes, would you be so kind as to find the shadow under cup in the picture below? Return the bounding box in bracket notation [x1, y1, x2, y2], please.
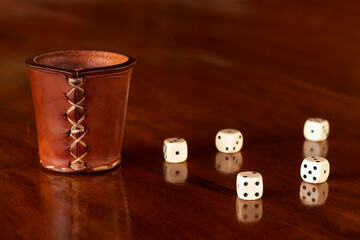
[26, 50, 136, 173]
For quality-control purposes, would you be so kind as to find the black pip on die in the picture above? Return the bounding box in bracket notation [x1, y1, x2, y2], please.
[300, 156, 330, 184]
[236, 171, 263, 200]
[163, 138, 188, 163]
[215, 129, 243, 153]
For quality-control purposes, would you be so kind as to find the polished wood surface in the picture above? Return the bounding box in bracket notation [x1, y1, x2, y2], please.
[0, 0, 360, 239]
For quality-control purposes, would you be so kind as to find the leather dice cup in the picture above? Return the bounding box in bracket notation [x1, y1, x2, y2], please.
[26, 50, 136, 173]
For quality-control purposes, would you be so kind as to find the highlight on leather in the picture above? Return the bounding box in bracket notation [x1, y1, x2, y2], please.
[66, 77, 88, 170]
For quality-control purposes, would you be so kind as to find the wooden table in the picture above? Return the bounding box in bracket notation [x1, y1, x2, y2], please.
[0, 0, 359, 239]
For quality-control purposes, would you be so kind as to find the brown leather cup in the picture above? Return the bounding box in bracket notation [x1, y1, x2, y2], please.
[26, 50, 136, 173]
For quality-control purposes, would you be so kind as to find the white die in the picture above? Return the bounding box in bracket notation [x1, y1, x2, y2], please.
[215, 129, 243, 153]
[236, 171, 263, 200]
[163, 162, 188, 184]
[303, 118, 329, 141]
[300, 156, 330, 184]
[163, 138, 188, 163]
[303, 140, 328, 158]
[215, 152, 243, 174]
[299, 181, 329, 206]
[236, 198, 263, 223]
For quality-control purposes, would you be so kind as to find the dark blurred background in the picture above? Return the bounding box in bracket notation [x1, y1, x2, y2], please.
[2, 0, 360, 94]
[2, 0, 360, 151]
[2, 0, 360, 134]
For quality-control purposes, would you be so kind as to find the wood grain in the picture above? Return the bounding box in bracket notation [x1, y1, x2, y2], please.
[0, 0, 359, 239]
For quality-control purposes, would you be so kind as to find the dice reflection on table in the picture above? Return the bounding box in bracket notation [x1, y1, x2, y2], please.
[236, 198, 263, 223]
[215, 152, 242, 174]
[299, 181, 329, 206]
[163, 162, 188, 184]
[303, 140, 328, 158]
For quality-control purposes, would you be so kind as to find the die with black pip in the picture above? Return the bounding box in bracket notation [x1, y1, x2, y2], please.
[237, 171, 263, 200]
[300, 156, 330, 184]
[163, 137, 188, 163]
[215, 129, 243, 153]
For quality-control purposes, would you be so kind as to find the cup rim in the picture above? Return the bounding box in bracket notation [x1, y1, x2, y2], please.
[25, 50, 136, 77]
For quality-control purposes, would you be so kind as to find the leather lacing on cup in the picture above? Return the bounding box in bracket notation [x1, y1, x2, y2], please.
[66, 77, 88, 170]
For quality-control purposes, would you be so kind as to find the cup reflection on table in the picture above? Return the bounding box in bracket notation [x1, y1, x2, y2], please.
[303, 140, 328, 158]
[236, 198, 263, 223]
[299, 181, 329, 206]
[39, 168, 131, 239]
[163, 162, 188, 184]
[215, 152, 243, 174]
